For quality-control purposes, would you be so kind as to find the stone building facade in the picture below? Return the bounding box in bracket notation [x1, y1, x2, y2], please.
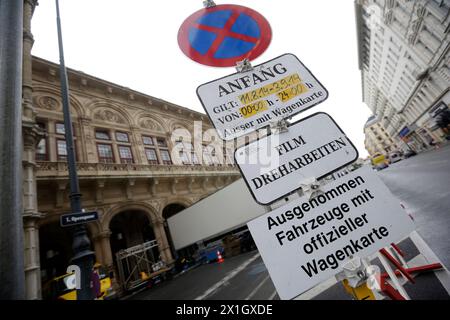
[21, 2, 240, 299]
[364, 115, 400, 155]
[355, 0, 450, 154]
[26, 55, 240, 299]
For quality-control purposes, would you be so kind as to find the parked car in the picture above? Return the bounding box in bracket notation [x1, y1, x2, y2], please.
[371, 153, 389, 171]
[389, 151, 403, 163]
[403, 150, 417, 158]
[197, 242, 225, 264]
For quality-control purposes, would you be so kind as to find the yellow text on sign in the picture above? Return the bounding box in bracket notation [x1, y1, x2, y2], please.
[277, 83, 309, 103]
[239, 100, 269, 119]
[238, 74, 301, 105]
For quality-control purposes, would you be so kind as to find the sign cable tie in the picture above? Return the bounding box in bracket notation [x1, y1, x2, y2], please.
[269, 119, 289, 135]
[203, 0, 216, 8]
[299, 177, 324, 200]
[336, 256, 368, 288]
[235, 58, 254, 73]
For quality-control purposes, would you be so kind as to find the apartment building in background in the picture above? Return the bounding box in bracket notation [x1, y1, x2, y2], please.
[356, 0, 449, 156]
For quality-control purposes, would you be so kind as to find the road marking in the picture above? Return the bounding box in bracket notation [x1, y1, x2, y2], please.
[195, 252, 261, 300]
[293, 275, 338, 300]
[245, 274, 270, 300]
[268, 290, 278, 300]
[410, 231, 450, 295]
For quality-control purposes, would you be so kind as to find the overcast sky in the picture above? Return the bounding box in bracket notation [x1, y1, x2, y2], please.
[31, 0, 372, 157]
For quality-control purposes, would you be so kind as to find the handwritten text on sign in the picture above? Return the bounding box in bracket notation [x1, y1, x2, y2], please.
[196, 53, 328, 140]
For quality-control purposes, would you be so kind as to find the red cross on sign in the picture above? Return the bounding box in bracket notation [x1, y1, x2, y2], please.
[178, 4, 272, 67]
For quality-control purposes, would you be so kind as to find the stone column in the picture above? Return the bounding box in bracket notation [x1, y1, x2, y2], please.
[22, 0, 36, 123]
[153, 220, 173, 264]
[80, 117, 96, 163]
[130, 126, 145, 164]
[92, 233, 104, 266]
[99, 231, 113, 268]
[23, 212, 43, 300]
[96, 230, 120, 292]
[107, 128, 120, 163]
[20, 0, 40, 300]
[73, 122, 83, 163]
[22, 126, 44, 300]
[47, 119, 57, 162]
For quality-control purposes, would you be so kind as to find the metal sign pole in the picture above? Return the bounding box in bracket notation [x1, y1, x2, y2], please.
[0, 0, 25, 300]
[55, 0, 95, 300]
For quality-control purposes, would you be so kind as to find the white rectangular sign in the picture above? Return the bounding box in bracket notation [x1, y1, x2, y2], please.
[167, 179, 266, 250]
[235, 113, 359, 205]
[197, 53, 328, 141]
[247, 166, 415, 300]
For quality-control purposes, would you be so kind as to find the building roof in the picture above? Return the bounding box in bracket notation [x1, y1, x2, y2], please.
[32, 55, 208, 122]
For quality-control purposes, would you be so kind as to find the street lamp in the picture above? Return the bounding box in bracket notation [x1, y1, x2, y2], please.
[55, 0, 95, 300]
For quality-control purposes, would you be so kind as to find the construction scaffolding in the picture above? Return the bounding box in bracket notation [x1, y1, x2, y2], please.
[116, 240, 171, 291]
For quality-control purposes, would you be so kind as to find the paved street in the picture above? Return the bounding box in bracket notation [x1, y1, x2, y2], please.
[377, 144, 450, 270]
[128, 145, 450, 300]
[128, 252, 278, 300]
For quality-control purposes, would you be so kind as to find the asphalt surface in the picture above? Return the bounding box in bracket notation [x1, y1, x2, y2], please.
[127, 251, 275, 300]
[128, 145, 450, 300]
[377, 144, 450, 270]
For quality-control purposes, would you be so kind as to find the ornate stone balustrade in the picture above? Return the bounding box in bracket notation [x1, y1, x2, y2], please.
[36, 161, 240, 180]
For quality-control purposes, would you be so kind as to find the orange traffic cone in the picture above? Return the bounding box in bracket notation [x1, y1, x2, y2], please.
[217, 250, 224, 263]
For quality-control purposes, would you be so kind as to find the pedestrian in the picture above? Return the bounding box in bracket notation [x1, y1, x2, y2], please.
[91, 267, 101, 299]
